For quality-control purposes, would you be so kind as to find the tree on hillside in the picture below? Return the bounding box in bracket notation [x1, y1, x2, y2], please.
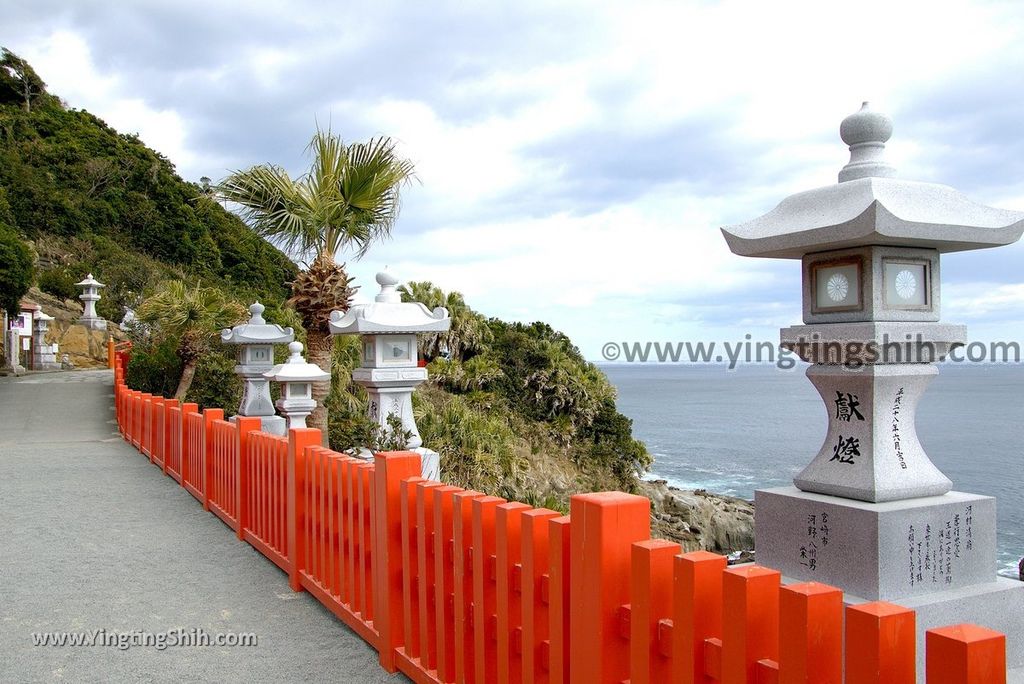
[0, 48, 46, 112]
[0, 222, 33, 316]
[136, 280, 246, 400]
[399, 281, 492, 362]
[216, 130, 416, 441]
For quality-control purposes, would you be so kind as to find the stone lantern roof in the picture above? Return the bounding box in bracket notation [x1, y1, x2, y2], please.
[76, 273, 105, 288]
[329, 271, 451, 335]
[263, 342, 330, 383]
[721, 102, 1024, 259]
[221, 302, 294, 345]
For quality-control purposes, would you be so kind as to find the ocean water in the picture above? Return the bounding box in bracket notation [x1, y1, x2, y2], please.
[602, 362, 1024, 579]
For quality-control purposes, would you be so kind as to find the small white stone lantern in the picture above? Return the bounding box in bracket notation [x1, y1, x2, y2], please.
[221, 302, 294, 435]
[76, 273, 106, 330]
[329, 271, 450, 467]
[263, 341, 330, 430]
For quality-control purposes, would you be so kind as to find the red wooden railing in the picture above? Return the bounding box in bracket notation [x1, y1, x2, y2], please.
[111, 349, 1008, 683]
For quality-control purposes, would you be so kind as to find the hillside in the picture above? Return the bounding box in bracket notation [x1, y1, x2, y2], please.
[0, 49, 297, 321]
[1, 49, 753, 555]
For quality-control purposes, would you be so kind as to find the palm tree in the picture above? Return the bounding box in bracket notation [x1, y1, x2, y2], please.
[216, 131, 416, 441]
[399, 281, 492, 362]
[136, 280, 247, 400]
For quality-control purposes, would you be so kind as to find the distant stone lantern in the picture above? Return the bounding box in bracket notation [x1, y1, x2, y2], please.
[221, 302, 294, 435]
[77, 273, 106, 330]
[263, 341, 330, 430]
[330, 271, 450, 458]
[722, 102, 1024, 672]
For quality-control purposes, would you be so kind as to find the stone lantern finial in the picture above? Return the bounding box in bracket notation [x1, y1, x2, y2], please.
[375, 271, 401, 303]
[248, 301, 267, 324]
[838, 101, 896, 182]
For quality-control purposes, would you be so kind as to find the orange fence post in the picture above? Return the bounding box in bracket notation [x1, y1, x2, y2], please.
[141, 394, 152, 457]
[180, 403, 199, 485]
[235, 417, 261, 541]
[778, 582, 842, 684]
[433, 484, 462, 684]
[416, 480, 443, 673]
[630, 539, 679, 684]
[926, 624, 1006, 684]
[287, 427, 320, 592]
[473, 495, 507, 683]
[569, 492, 651, 684]
[845, 601, 916, 684]
[161, 399, 177, 475]
[496, 501, 531, 684]
[453, 489, 485, 684]
[372, 451, 422, 673]
[673, 551, 727, 684]
[202, 408, 224, 511]
[547, 516, 571, 684]
[521, 508, 560, 684]
[400, 476, 428, 667]
[720, 565, 780, 684]
[151, 397, 165, 465]
[107, 336, 114, 369]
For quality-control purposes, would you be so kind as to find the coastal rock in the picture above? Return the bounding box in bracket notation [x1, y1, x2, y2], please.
[641, 479, 755, 555]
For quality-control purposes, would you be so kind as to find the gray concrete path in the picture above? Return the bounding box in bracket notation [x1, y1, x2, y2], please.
[0, 369, 404, 683]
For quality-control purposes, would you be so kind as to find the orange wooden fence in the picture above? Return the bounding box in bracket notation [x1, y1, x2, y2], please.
[111, 349, 1007, 684]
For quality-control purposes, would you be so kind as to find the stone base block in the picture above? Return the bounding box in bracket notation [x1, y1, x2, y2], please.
[756, 487, 995, 601]
[862, 577, 1024, 675]
[78, 317, 107, 331]
[230, 414, 286, 437]
[732, 569, 1024, 679]
[413, 447, 441, 481]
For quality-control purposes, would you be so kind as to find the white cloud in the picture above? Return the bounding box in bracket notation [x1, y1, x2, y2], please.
[7, 1, 1024, 358]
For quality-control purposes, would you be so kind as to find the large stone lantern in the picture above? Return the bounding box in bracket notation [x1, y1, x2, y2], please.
[722, 102, 1024, 671]
[221, 302, 294, 435]
[329, 271, 450, 453]
[76, 273, 106, 330]
[263, 341, 330, 430]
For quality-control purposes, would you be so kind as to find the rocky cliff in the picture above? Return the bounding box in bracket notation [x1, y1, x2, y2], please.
[22, 287, 125, 369]
[641, 479, 755, 554]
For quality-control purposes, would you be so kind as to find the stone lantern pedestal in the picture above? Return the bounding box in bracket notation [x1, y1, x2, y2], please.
[722, 102, 1024, 675]
[221, 302, 294, 436]
[32, 310, 59, 370]
[3, 328, 25, 375]
[330, 271, 450, 480]
[76, 273, 106, 330]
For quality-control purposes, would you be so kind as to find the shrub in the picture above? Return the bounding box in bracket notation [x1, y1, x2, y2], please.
[37, 267, 78, 300]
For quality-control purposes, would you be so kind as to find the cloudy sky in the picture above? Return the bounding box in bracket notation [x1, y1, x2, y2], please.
[6, 0, 1024, 359]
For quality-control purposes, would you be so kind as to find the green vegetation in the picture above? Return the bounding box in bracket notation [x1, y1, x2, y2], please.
[2, 49, 650, 508]
[135, 281, 247, 399]
[217, 130, 416, 440]
[0, 47, 298, 324]
[0, 195, 33, 316]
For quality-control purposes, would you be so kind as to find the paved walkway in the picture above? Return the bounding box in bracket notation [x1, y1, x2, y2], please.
[0, 369, 402, 683]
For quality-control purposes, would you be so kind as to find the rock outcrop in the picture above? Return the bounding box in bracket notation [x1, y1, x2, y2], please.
[22, 288, 125, 369]
[641, 479, 755, 555]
